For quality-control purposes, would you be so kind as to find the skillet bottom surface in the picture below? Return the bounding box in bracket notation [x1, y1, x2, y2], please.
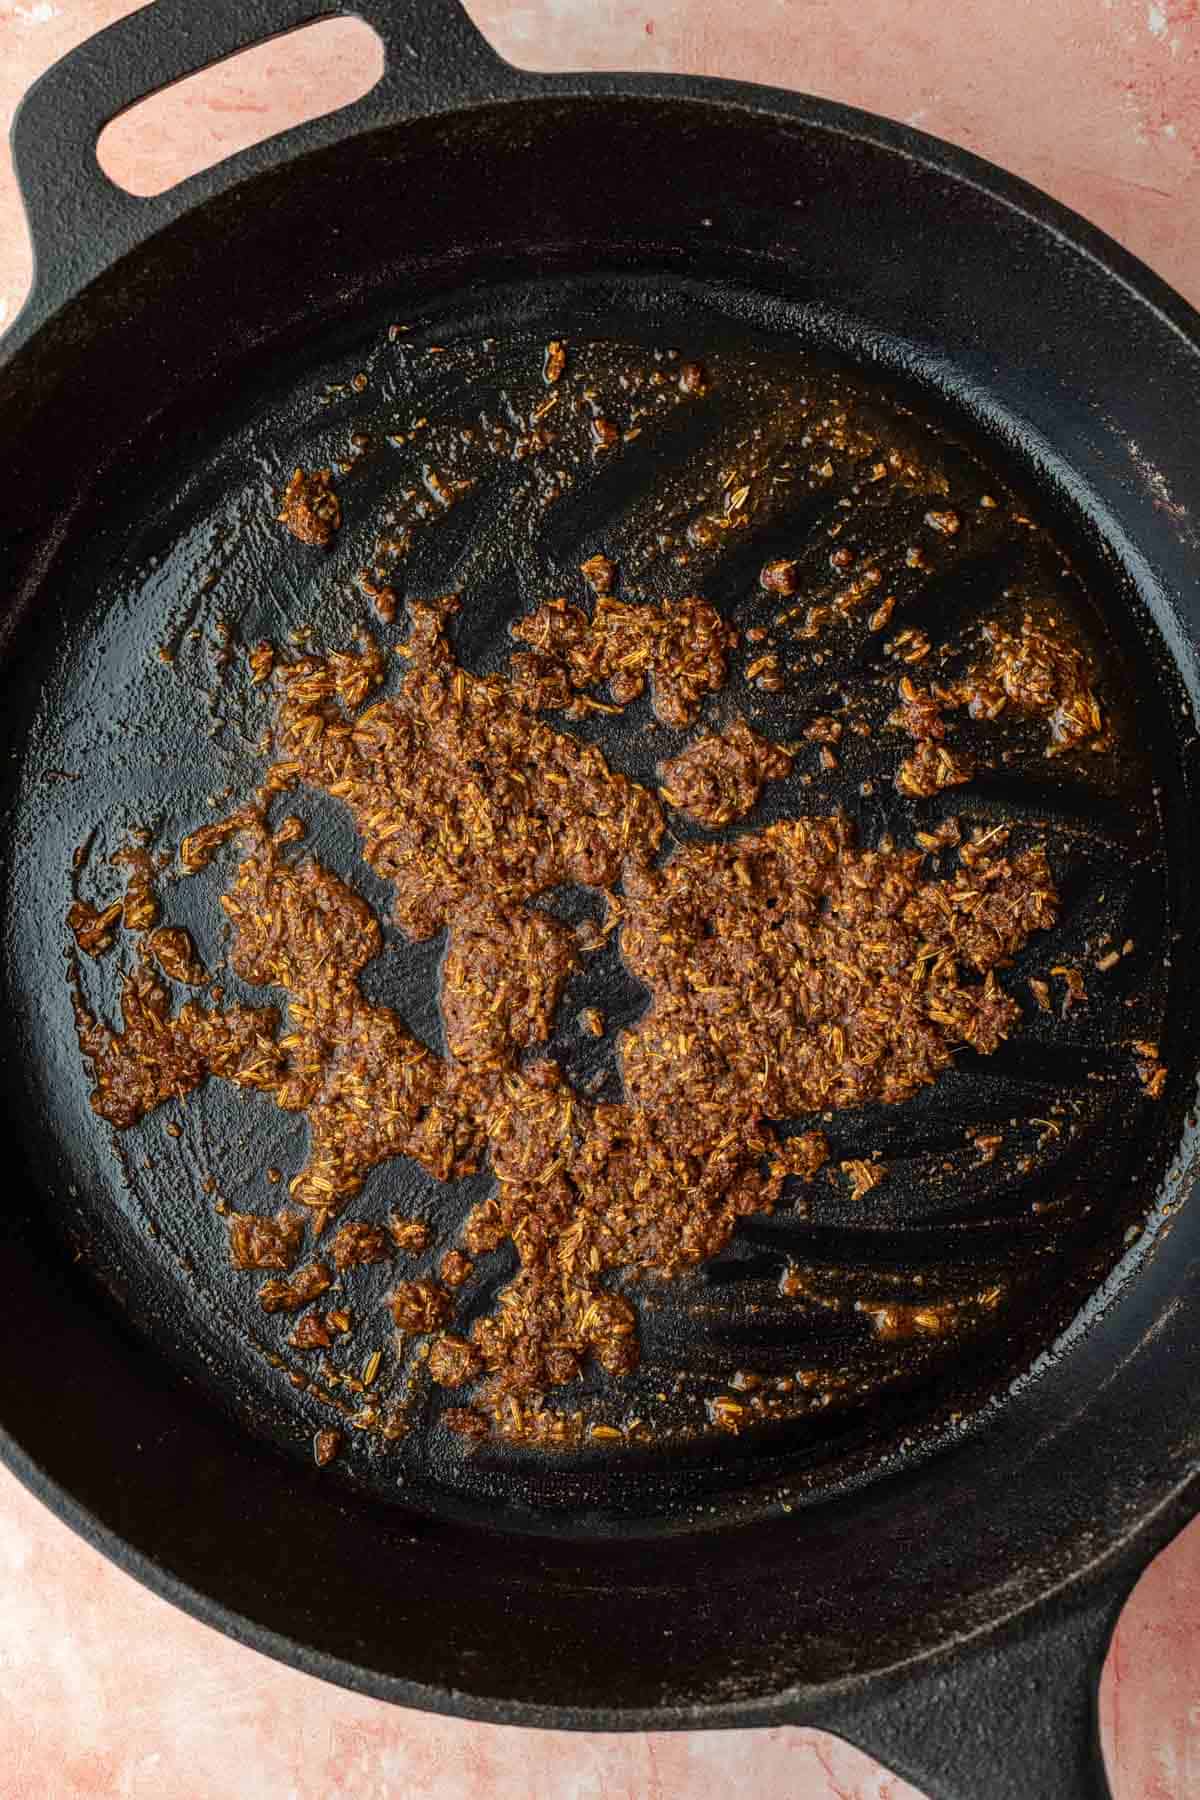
[2, 273, 1190, 1535]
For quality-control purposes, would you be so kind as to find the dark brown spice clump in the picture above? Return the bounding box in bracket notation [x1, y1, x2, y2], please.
[259, 1261, 331, 1314]
[659, 719, 792, 828]
[68, 899, 123, 957]
[439, 1250, 473, 1288]
[70, 964, 283, 1131]
[389, 1216, 432, 1253]
[148, 926, 205, 985]
[313, 1428, 341, 1466]
[390, 1279, 453, 1334]
[965, 616, 1103, 753]
[772, 1132, 831, 1182]
[289, 1311, 333, 1351]
[760, 558, 799, 596]
[228, 1208, 304, 1272]
[278, 467, 341, 547]
[331, 1222, 392, 1270]
[893, 618, 1103, 760]
[441, 903, 578, 1069]
[428, 1336, 482, 1386]
[510, 593, 735, 726]
[889, 676, 947, 742]
[580, 553, 616, 595]
[895, 740, 976, 798]
[443, 1407, 489, 1441]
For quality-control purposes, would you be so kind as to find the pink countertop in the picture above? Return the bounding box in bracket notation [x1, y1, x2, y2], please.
[1, 3, 1199, 1795]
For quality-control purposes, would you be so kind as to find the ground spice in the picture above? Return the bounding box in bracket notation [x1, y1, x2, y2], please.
[114, 844, 160, 932]
[148, 926, 205, 985]
[277, 467, 341, 547]
[895, 740, 976, 798]
[543, 340, 567, 385]
[886, 613, 1104, 800]
[331, 1222, 391, 1270]
[964, 616, 1103, 753]
[313, 1428, 341, 1466]
[428, 1336, 482, 1386]
[389, 1216, 432, 1253]
[1132, 1041, 1168, 1099]
[228, 1208, 304, 1271]
[289, 1312, 333, 1351]
[67, 899, 122, 957]
[259, 1260, 332, 1314]
[391, 1279, 453, 1334]
[894, 616, 1103, 758]
[580, 553, 616, 595]
[71, 594, 1064, 1446]
[439, 1250, 473, 1288]
[841, 1160, 885, 1201]
[70, 963, 283, 1130]
[509, 589, 735, 725]
[771, 1132, 831, 1182]
[760, 558, 799, 596]
[659, 718, 793, 827]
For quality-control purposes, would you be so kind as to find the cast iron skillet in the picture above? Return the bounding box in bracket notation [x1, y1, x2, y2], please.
[3, 3, 1200, 1796]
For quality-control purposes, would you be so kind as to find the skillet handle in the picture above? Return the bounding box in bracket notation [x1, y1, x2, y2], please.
[10, 0, 517, 321]
[816, 1572, 1131, 1800]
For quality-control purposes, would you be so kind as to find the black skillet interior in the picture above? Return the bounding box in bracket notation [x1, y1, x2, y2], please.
[2, 3, 1200, 1795]
[2, 269, 1190, 1525]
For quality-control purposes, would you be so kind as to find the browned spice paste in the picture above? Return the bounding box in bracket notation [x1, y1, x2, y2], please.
[278, 467, 342, 547]
[71, 583, 1065, 1446]
[887, 612, 1105, 797]
[508, 592, 734, 726]
[659, 719, 793, 827]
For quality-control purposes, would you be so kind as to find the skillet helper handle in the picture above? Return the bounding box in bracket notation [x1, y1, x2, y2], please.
[819, 1574, 1130, 1800]
[11, 0, 513, 318]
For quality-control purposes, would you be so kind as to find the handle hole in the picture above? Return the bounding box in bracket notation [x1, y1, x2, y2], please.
[96, 18, 384, 198]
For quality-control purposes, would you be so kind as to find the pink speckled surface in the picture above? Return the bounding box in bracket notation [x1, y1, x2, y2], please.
[1, 3, 1200, 1795]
